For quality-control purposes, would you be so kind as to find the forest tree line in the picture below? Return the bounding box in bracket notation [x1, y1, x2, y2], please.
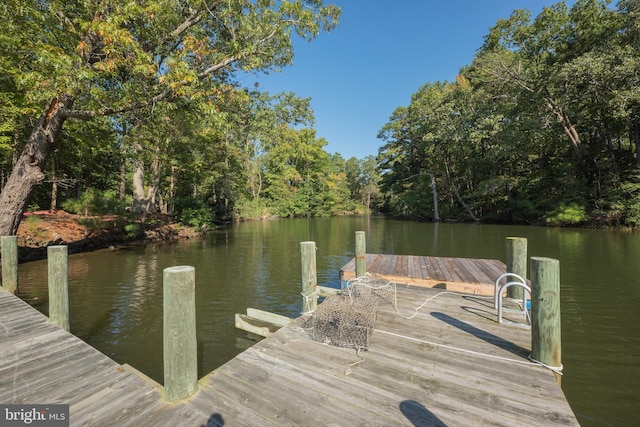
[378, 0, 640, 226]
[1, 0, 639, 232]
[0, 0, 367, 235]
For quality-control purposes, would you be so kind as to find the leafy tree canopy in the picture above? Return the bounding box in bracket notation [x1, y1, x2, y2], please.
[2, 0, 339, 116]
[377, 0, 640, 227]
[0, 0, 341, 235]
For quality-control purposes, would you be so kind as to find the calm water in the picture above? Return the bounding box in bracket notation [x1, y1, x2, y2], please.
[16, 217, 640, 426]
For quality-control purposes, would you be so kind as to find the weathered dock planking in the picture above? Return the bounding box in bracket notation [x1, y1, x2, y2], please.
[0, 290, 208, 426]
[1, 261, 578, 426]
[341, 254, 505, 295]
[195, 285, 578, 426]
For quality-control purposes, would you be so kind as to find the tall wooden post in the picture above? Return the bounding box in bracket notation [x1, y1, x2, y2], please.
[1, 236, 18, 294]
[506, 237, 527, 300]
[163, 265, 198, 402]
[48, 245, 70, 331]
[300, 241, 317, 314]
[530, 257, 562, 384]
[355, 231, 366, 277]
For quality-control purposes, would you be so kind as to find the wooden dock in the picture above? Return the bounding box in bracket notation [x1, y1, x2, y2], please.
[341, 254, 505, 295]
[1, 256, 578, 426]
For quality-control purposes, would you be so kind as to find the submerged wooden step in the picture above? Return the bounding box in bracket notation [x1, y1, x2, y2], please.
[235, 308, 293, 337]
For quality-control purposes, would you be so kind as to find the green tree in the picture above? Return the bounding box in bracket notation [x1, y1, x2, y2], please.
[0, 0, 340, 235]
[379, 0, 640, 226]
[263, 128, 350, 216]
[473, 0, 640, 225]
[378, 78, 488, 221]
[357, 155, 382, 212]
[338, 155, 381, 213]
[475, 3, 589, 159]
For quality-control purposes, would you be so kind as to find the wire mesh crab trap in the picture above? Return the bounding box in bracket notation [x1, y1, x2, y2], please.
[302, 274, 394, 350]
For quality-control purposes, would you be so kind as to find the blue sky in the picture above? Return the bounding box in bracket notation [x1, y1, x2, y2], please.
[240, 1, 577, 160]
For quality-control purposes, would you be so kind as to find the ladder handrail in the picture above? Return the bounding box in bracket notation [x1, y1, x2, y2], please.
[497, 281, 532, 328]
[494, 272, 526, 309]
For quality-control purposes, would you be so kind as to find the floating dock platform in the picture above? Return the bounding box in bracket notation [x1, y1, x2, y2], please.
[341, 254, 505, 295]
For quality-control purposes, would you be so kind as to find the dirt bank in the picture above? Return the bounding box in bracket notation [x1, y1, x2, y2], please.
[15, 210, 202, 263]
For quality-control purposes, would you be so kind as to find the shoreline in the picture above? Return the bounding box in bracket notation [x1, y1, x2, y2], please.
[15, 211, 202, 263]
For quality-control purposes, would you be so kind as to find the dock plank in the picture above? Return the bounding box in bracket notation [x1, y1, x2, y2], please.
[341, 254, 503, 295]
[194, 284, 575, 426]
[1, 252, 577, 426]
[367, 253, 384, 276]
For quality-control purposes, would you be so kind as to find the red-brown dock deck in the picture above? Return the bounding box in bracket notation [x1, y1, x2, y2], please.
[341, 254, 505, 295]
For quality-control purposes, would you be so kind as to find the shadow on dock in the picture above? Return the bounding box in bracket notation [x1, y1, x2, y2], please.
[431, 311, 529, 358]
[400, 400, 447, 426]
[201, 413, 224, 426]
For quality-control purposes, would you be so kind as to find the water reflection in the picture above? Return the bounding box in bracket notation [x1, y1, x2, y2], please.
[16, 217, 640, 427]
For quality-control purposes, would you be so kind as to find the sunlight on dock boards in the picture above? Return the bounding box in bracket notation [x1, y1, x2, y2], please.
[341, 254, 506, 296]
[1, 250, 577, 426]
[199, 282, 578, 426]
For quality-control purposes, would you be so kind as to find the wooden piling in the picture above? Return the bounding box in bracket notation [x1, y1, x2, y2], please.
[47, 245, 70, 331]
[355, 231, 366, 277]
[163, 265, 198, 402]
[300, 241, 317, 314]
[1, 236, 18, 294]
[506, 237, 527, 300]
[530, 256, 562, 384]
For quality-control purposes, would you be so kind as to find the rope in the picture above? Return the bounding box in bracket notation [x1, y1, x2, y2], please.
[300, 290, 319, 315]
[528, 354, 564, 375]
[345, 273, 494, 320]
[393, 290, 471, 319]
[342, 274, 562, 375]
[376, 329, 562, 374]
[376, 329, 535, 366]
[344, 347, 366, 375]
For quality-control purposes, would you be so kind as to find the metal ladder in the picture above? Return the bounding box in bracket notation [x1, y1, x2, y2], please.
[494, 273, 531, 329]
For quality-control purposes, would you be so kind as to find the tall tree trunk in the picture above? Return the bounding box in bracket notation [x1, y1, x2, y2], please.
[132, 159, 147, 213]
[146, 144, 162, 213]
[0, 96, 73, 236]
[168, 164, 177, 215]
[131, 139, 150, 213]
[631, 114, 640, 170]
[247, 140, 263, 200]
[50, 155, 58, 213]
[452, 184, 479, 222]
[444, 160, 478, 222]
[429, 173, 440, 222]
[545, 95, 586, 159]
[600, 126, 620, 182]
[119, 121, 128, 199]
[119, 155, 127, 199]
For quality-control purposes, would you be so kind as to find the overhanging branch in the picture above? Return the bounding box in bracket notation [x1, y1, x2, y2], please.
[63, 90, 170, 119]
